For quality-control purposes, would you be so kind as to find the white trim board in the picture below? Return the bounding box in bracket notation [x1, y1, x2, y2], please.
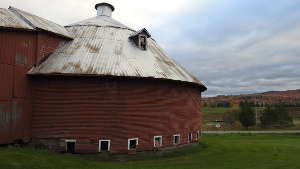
[99, 139, 111, 152]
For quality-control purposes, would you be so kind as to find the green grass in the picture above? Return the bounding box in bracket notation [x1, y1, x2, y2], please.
[202, 107, 234, 115]
[202, 107, 265, 115]
[1, 134, 300, 169]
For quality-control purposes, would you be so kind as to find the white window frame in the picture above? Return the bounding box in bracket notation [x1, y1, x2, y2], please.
[188, 133, 193, 143]
[153, 136, 163, 147]
[99, 139, 111, 152]
[128, 138, 139, 150]
[173, 134, 180, 145]
[65, 139, 76, 152]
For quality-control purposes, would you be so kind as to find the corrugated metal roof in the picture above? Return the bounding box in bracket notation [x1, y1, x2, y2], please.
[28, 15, 205, 88]
[0, 8, 33, 30]
[9, 7, 72, 39]
[67, 16, 130, 30]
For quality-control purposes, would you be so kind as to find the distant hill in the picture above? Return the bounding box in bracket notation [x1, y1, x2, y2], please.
[203, 89, 300, 107]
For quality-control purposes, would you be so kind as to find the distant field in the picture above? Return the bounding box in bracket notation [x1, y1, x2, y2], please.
[0, 134, 300, 169]
[202, 107, 233, 114]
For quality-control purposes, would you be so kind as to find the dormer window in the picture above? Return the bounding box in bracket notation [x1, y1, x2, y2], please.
[129, 28, 151, 50]
[140, 35, 147, 50]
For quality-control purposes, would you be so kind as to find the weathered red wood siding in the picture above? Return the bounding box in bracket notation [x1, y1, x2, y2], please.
[36, 32, 63, 64]
[0, 30, 66, 144]
[0, 30, 35, 143]
[31, 76, 203, 153]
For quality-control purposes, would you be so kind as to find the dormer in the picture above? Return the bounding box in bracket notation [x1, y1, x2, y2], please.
[129, 28, 151, 50]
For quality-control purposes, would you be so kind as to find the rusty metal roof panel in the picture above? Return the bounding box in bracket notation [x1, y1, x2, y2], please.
[0, 8, 33, 30]
[28, 17, 203, 86]
[9, 7, 72, 38]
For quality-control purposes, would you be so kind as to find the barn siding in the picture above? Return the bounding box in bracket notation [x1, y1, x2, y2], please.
[31, 76, 203, 153]
[36, 32, 64, 64]
[0, 30, 67, 144]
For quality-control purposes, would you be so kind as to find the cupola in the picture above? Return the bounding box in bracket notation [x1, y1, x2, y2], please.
[95, 2, 115, 17]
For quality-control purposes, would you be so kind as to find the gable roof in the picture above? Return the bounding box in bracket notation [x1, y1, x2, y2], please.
[8, 7, 72, 39]
[129, 28, 151, 38]
[0, 6, 72, 39]
[0, 8, 33, 30]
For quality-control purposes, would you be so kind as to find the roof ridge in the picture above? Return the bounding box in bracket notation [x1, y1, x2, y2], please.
[8, 6, 35, 29]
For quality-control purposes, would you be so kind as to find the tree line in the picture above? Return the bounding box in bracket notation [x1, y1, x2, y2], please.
[222, 100, 294, 129]
[204, 101, 300, 108]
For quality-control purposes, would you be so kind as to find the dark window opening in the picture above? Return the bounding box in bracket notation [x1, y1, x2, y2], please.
[99, 140, 110, 152]
[66, 141, 75, 153]
[154, 136, 162, 147]
[140, 35, 147, 50]
[15, 55, 26, 65]
[173, 135, 180, 145]
[129, 139, 137, 150]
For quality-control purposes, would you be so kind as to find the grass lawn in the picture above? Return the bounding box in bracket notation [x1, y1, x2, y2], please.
[1, 134, 300, 169]
[202, 107, 235, 115]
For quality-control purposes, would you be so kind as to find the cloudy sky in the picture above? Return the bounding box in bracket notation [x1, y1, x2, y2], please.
[2, 0, 300, 96]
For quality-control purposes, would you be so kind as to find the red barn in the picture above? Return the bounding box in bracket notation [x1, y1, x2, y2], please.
[0, 3, 206, 154]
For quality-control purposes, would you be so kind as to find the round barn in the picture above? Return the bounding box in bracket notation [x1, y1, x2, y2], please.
[27, 3, 207, 154]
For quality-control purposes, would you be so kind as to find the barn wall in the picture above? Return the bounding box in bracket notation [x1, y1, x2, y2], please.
[31, 76, 203, 153]
[0, 30, 35, 143]
[0, 30, 67, 144]
[36, 32, 64, 64]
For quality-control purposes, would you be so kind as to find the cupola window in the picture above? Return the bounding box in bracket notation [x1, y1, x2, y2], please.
[129, 28, 151, 50]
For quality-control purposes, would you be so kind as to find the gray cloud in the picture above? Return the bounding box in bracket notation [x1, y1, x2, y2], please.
[152, 0, 300, 96]
[1, 0, 299, 96]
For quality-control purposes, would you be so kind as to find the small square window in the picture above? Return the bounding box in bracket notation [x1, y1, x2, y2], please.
[128, 138, 138, 150]
[154, 136, 162, 147]
[99, 140, 110, 152]
[173, 134, 180, 145]
[65, 139, 76, 153]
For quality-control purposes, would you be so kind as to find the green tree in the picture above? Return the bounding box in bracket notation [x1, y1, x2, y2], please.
[239, 101, 256, 129]
[261, 106, 293, 127]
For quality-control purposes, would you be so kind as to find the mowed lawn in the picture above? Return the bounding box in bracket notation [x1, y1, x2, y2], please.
[1, 134, 300, 169]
